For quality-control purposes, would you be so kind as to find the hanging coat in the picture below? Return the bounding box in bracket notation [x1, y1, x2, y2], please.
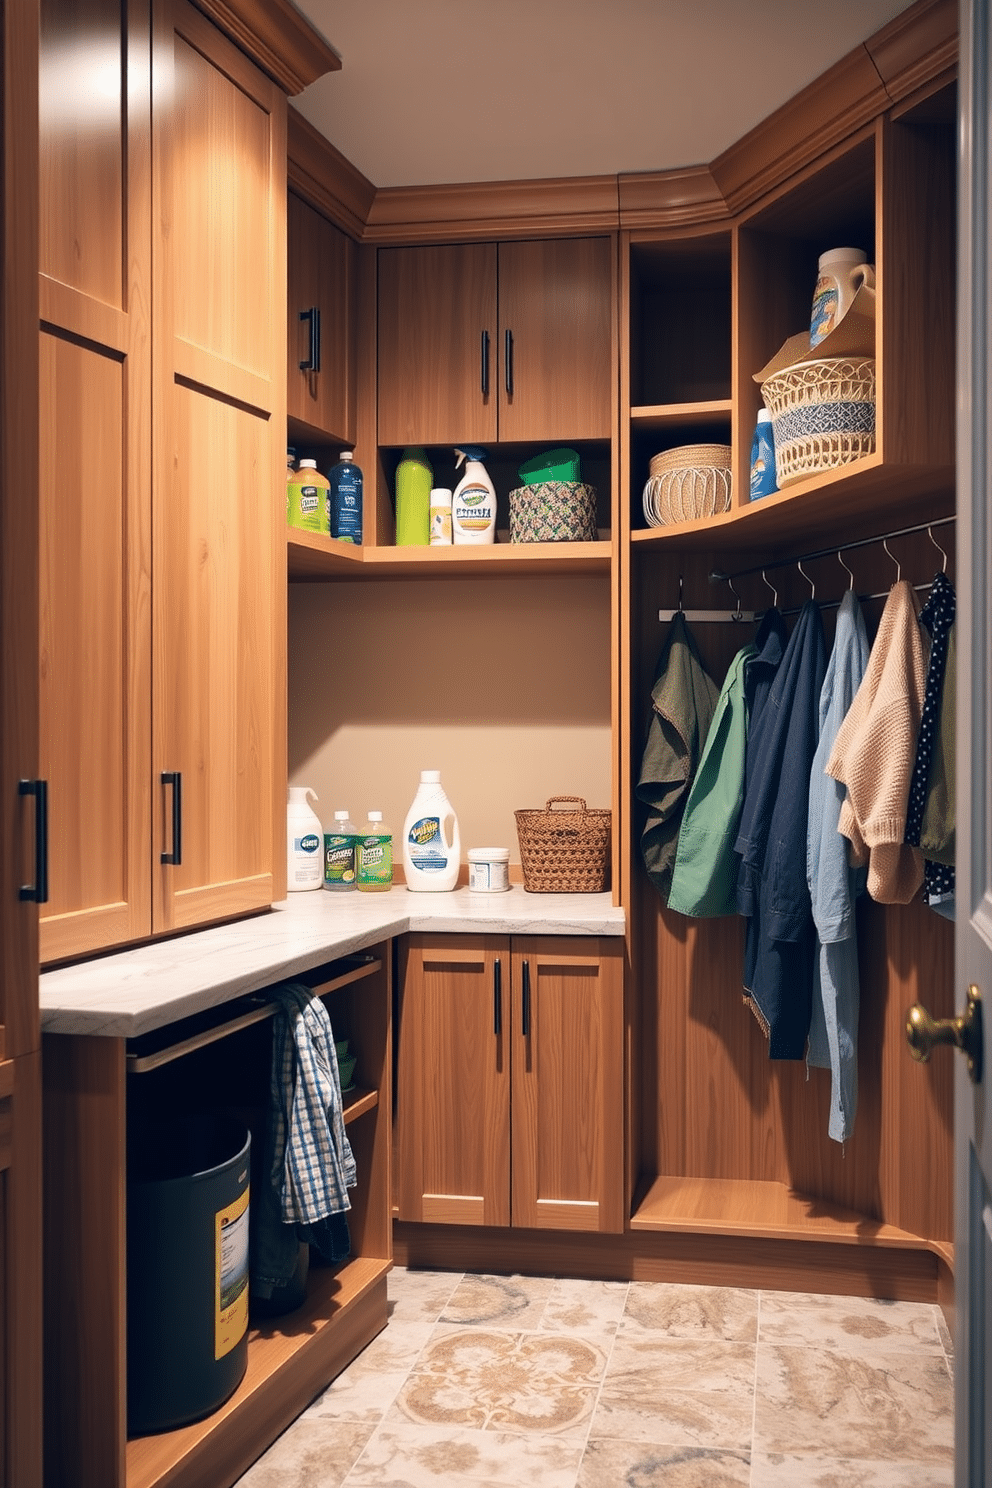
[825, 579, 928, 904]
[735, 600, 827, 1058]
[806, 588, 870, 1143]
[637, 612, 718, 906]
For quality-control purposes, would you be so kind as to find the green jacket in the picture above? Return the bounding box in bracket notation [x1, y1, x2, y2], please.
[636, 614, 718, 905]
[667, 640, 757, 917]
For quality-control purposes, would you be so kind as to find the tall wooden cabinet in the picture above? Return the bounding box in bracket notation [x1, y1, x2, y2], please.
[38, 0, 287, 962]
[396, 935, 624, 1234]
[287, 191, 356, 445]
[376, 237, 614, 447]
[2, 2, 43, 1482]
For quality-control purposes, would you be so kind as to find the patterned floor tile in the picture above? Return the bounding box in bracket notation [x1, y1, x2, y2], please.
[749, 1451, 955, 1486]
[539, 1277, 629, 1340]
[343, 1422, 584, 1487]
[753, 1343, 954, 1464]
[757, 1290, 946, 1355]
[590, 1336, 755, 1450]
[390, 1327, 607, 1440]
[578, 1441, 751, 1486]
[439, 1272, 558, 1329]
[621, 1282, 758, 1342]
[234, 1418, 375, 1487]
[387, 1266, 464, 1326]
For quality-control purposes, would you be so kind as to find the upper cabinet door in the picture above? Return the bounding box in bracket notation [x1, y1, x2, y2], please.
[38, 0, 153, 964]
[377, 242, 497, 448]
[151, 0, 286, 932]
[497, 237, 613, 444]
[287, 192, 356, 444]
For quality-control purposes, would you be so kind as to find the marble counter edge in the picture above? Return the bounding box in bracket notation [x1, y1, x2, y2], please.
[40, 888, 624, 1037]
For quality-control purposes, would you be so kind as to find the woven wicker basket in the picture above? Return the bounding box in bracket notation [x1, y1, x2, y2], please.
[760, 356, 875, 486]
[642, 444, 733, 527]
[514, 796, 611, 893]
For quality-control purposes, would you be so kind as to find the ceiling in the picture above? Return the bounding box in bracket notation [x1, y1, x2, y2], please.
[288, 0, 915, 190]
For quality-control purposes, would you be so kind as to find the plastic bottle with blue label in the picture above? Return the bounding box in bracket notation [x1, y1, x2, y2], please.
[402, 770, 461, 891]
[749, 409, 778, 500]
[329, 451, 363, 544]
[287, 786, 323, 891]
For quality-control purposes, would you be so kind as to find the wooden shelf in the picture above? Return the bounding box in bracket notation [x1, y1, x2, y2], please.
[631, 456, 955, 554]
[288, 530, 613, 579]
[630, 399, 733, 431]
[631, 1176, 943, 1252]
[342, 1086, 377, 1124]
[125, 1256, 390, 1488]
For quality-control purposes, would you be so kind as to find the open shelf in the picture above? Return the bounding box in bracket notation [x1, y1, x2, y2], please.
[288, 530, 613, 579]
[125, 1256, 390, 1488]
[631, 1176, 944, 1252]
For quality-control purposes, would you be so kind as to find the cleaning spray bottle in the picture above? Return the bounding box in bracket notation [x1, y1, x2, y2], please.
[402, 769, 461, 891]
[451, 446, 496, 545]
[287, 786, 323, 891]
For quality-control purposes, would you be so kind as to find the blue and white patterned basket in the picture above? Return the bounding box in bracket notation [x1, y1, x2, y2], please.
[760, 357, 875, 487]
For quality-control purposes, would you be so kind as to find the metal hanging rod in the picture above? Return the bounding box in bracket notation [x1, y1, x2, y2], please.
[709, 514, 955, 588]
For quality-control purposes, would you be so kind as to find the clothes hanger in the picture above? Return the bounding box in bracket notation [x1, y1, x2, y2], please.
[927, 524, 949, 574]
[797, 559, 815, 599]
[658, 570, 756, 624]
[882, 537, 902, 583]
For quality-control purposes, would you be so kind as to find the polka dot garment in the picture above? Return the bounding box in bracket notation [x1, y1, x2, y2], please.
[904, 571, 955, 903]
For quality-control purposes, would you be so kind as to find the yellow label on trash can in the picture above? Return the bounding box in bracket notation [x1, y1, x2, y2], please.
[215, 1182, 250, 1359]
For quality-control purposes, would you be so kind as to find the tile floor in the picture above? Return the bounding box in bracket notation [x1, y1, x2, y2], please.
[234, 1268, 955, 1487]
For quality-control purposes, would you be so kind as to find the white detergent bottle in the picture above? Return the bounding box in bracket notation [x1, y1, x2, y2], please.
[287, 786, 323, 891]
[451, 446, 496, 545]
[402, 770, 461, 891]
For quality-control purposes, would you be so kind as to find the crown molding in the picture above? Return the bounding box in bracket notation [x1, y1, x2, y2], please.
[192, 0, 339, 94]
[618, 165, 729, 232]
[363, 176, 620, 244]
[866, 0, 957, 105]
[288, 107, 376, 239]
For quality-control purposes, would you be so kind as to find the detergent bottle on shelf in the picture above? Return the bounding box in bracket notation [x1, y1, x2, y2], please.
[451, 446, 496, 545]
[402, 770, 461, 891]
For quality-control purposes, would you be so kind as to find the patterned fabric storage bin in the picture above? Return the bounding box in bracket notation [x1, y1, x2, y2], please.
[508, 481, 598, 543]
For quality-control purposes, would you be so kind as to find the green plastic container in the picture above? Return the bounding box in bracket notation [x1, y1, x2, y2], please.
[395, 447, 434, 545]
[518, 447, 581, 486]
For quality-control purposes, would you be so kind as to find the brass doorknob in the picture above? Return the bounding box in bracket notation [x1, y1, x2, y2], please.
[906, 984, 983, 1084]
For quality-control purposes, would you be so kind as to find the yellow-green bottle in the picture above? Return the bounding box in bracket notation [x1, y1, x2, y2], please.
[356, 811, 392, 892]
[395, 447, 433, 546]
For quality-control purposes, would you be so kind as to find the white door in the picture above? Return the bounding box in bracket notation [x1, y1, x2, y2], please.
[955, 1, 992, 1480]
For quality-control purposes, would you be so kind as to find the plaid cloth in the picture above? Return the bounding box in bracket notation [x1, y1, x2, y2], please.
[269, 982, 356, 1225]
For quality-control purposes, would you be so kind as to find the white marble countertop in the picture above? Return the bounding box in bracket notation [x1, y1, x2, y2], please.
[39, 886, 625, 1037]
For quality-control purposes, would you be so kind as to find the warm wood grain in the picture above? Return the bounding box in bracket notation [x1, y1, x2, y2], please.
[365, 176, 620, 244]
[287, 108, 375, 241]
[618, 166, 728, 231]
[497, 237, 614, 443]
[43, 1035, 127, 1488]
[152, 0, 286, 929]
[866, 0, 957, 105]
[511, 938, 624, 1232]
[376, 242, 497, 447]
[395, 935, 511, 1228]
[191, 0, 340, 96]
[286, 192, 356, 444]
[287, 532, 612, 580]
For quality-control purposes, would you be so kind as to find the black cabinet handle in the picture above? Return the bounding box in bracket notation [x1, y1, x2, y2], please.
[521, 958, 531, 1037]
[480, 329, 490, 396]
[504, 328, 513, 397]
[161, 771, 182, 866]
[494, 957, 502, 1035]
[18, 778, 49, 904]
[299, 306, 321, 372]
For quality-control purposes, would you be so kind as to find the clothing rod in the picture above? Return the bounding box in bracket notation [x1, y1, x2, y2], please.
[775, 579, 935, 619]
[709, 514, 955, 587]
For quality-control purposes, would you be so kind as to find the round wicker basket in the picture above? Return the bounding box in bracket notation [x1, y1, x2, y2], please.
[760, 357, 875, 486]
[642, 443, 733, 527]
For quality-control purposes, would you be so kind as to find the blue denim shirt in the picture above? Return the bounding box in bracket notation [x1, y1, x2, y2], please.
[806, 589, 870, 1142]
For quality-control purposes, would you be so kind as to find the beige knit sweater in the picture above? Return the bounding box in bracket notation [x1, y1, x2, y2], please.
[825, 579, 930, 904]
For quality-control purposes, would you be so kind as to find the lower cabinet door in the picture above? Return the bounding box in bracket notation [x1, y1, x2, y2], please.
[511, 937, 624, 1234]
[397, 933, 624, 1233]
[396, 934, 511, 1227]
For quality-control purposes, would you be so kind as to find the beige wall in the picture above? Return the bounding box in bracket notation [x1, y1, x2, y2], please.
[288, 573, 612, 861]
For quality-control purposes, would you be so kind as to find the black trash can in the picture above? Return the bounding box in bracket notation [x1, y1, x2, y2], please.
[126, 1113, 251, 1434]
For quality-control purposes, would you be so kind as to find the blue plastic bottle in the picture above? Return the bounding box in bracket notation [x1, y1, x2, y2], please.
[329, 450, 363, 543]
[749, 409, 778, 500]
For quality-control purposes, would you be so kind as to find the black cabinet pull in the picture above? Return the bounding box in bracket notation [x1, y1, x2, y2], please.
[504, 328, 513, 397]
[494, 957, 502, 1035]
[161, 771, 182, 866]
[480, 329, 490, 396]
[521, 958, 531, 1037]
[299, 306, 321, 372]
[18, 778, 49, 904]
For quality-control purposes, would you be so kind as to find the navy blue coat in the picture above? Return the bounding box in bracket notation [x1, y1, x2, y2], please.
[735, 600, 827, 1058]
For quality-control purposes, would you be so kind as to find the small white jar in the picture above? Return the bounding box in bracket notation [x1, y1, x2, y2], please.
[467, 847, 510, 892]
